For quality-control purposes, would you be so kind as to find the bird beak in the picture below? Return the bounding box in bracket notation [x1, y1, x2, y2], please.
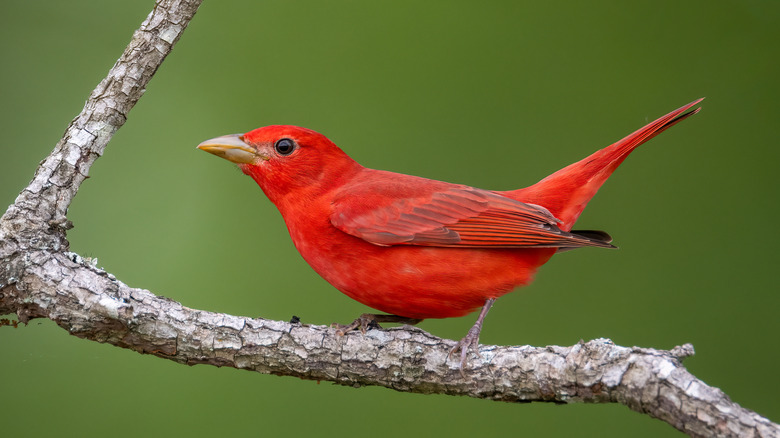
[197, 134, 268, 164]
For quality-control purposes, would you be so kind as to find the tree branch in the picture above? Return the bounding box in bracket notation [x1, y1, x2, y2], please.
[0, 2, 776, 438]
[1, 0, 201, 242]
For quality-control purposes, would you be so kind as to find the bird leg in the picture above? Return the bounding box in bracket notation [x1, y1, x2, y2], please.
[333, 313, 423, 335]
[449, 298, 496, 374]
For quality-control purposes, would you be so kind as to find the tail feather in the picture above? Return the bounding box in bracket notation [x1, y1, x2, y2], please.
[571, 229, 613, 244]
[507, 98, 703, 231]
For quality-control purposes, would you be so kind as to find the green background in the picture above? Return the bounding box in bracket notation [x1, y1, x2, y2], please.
[2, 1, 778, 436]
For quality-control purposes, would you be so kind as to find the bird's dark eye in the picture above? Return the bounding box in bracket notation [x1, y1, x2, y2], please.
[274, 138, 296, 156]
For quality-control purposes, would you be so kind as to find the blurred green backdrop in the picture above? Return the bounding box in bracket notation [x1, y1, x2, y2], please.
[2, 1, 778, 436]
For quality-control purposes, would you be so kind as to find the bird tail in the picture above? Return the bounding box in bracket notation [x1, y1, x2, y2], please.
[507, 98, 703, 231]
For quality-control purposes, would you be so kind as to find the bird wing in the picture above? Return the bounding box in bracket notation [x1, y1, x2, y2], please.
[331, 185, 614, 249]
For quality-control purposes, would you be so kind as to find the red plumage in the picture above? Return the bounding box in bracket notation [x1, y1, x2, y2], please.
[199, 99, 702, 366]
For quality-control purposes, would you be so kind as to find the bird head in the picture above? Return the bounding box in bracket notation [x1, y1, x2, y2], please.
[198, 125, 360, 204]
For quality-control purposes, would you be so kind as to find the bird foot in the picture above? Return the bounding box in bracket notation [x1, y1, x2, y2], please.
[448, 298, 495, 377]
[332, 314, 380, 335]
[332, 313, 422, 335]
[449, 323, 484, 376]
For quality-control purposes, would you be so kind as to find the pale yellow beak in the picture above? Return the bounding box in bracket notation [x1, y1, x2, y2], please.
[197, 134, 266, 164]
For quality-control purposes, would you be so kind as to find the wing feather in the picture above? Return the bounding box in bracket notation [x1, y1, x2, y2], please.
[331, 186, 614, 249]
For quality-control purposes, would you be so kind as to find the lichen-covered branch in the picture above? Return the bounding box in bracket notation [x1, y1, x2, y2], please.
[0, 0, 201, 248]
[0, 1, 777, 438]
[1, 250, 777, 438]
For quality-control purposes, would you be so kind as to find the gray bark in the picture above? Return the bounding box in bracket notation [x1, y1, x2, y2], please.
[0, 1, 776, 437]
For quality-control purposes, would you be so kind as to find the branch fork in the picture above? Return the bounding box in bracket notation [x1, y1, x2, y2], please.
[0, 1, 776, 437]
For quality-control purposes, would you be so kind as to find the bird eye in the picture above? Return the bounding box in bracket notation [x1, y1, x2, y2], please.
[274, 138, 296, 156]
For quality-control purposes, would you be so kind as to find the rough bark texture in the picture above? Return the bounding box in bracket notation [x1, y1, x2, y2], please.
[0, 1, 777, 438]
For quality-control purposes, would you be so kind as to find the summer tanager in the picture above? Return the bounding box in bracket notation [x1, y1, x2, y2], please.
[198, 99, 702, 369]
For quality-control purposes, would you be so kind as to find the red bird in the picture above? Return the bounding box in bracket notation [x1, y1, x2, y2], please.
[198, 99, 702, 369]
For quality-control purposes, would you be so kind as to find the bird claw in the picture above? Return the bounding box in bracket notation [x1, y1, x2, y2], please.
[448, 298, 495, 377]
[449, 324, 483, 377]
[332, 314, 381, 335]
[333, 313, 422, 335]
